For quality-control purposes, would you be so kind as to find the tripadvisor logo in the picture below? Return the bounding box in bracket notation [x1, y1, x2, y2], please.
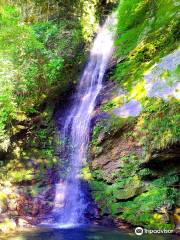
[135, 227, 143, 235]
[135, 227, 174, 235]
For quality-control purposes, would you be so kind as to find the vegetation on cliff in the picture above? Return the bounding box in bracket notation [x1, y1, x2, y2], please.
[89, 0, 180, 230]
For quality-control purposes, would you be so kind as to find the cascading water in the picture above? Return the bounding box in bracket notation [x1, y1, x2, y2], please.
[54, 14, 116, 228]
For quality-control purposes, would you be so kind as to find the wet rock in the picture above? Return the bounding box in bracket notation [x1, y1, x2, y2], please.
[101, 217, 114, 227]
[84, 205, 100, 220]
[150, 143, 180, 162]
[44, 186, 56, 202]
[31, 198, 40, 216]
[40, 200, 54, 215]
[155, 204, 172, 223]
[113, 219, 131, 230]
[98, 81, 117, 105]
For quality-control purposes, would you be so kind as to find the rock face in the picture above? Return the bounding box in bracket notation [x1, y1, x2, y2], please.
[113, 100, 142, 118]
[89, 123, 180, 229]
[91, 132, 142, 182]
[0, 178, 56, 230]
[0, 153, 59, 233]
[114, 176, 143, 200]
[144, 49, 180, 100]
[88, 49, 180, 230]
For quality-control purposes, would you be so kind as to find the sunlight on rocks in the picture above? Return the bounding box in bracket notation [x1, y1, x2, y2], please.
[113, 100, 142, 118]
[144, 48, 180, 100]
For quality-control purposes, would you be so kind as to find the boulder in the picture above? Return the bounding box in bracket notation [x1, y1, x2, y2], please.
[114, 176, 143, 200]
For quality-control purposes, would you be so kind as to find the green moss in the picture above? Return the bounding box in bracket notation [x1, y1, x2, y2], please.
[8, 169, 33, 183]
[135, 98, 180, 151]
[101, 96, 125, 112]
[91, 115, 135, 148]
[80, 166, 92, 181]
[119, 155, 141, 177]
[91, 169, 178, 229]
[89, 0, 180, 231]
[119, 184, 176, 229]
[113, 0, 180, 91]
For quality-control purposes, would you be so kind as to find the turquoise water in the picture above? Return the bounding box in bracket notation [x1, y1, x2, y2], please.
[3, 226, 178, 240]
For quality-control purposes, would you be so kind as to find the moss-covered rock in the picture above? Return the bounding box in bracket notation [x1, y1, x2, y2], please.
[89, 51, 179, 231]
[113, 176, 143, 200]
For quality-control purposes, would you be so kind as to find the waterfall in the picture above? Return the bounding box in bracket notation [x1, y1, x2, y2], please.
[54, 14, 116, 228]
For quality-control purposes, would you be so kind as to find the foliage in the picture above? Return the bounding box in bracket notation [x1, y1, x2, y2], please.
[119, 154, 141, 178]
[0, 0, 100, 152]
[113, 0, 180, 91]
[0, 5, 55, 150]
[89, 0, 180, 231]
[80, 166, 92, 181]
[91, 169, 178, 229]
[135, 98, 180, 150]
[8, 169, 33, 183]
[91, 115, 135, 147]
[91, 123, 109, 146]
[101, 96, 124, 112]
[118, 173, 178, 229]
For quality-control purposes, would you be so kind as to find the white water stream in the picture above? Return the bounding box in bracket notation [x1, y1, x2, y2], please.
[54, 14, 116, 228]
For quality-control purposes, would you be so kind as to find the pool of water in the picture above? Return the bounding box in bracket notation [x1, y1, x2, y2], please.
[3, 226, 178, 240]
